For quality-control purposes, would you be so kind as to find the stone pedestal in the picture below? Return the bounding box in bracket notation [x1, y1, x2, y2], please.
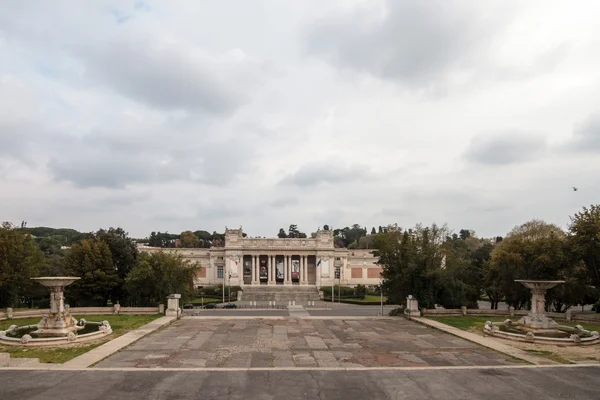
[404, 295, 421, 317]
[31, 277, 83, 337]
[515, 280, 564, 333]
[6, 308, 13, 319]
[166, 294, 181, 317]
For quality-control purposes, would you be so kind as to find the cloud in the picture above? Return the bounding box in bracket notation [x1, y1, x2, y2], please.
[279, 161, 373, 187]
[568, 113, 600, 152]
[46, 118, 263, 188]
[463, 133, 547, 166]
[76, 33, 266, 114]
[306, 1, 512, 86]
[269, 197, 299, 209]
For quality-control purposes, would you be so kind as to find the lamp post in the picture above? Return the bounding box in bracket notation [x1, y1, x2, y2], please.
[228, 273, 231, 301]
[380, 277, 384, 316]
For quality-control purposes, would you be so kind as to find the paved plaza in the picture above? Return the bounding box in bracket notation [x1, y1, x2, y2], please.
[96, 317, 518, 368]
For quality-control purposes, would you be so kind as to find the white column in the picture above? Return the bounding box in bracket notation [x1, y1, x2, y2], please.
[303, 255, 308, 284]
[283, 255, 288, 284]
[251, 255, 256, 284]
[267, 255, 271, 284]
[316, 254, 321, 287]
[255, 255, 259, 283]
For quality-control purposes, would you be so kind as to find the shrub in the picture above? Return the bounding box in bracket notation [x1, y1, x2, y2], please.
[388, 306, 404, 316]
[355, 284, 367, 299]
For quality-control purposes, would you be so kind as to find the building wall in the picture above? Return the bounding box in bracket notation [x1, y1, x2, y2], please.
[138, 229, 381, 288]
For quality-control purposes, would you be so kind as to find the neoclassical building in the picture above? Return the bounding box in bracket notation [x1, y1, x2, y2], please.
[140, 227, 382, 289]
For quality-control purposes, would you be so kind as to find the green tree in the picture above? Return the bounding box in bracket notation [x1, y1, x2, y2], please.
[180, 230, 201, 248]
[287, 224, 306, 238]
[487, 220, 573, 309]
[569, 205, 600, 286]
[96, 227, 138, 305]
[0, 222, 44, 307]
[375, 224, 447, 308]
[371, 227, 376, 235]
[126, 251, 197, 306]
[66, 239, 118, 306]
[193, 230, 213, 248]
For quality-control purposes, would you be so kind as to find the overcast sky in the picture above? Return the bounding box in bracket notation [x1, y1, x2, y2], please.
[1, 1, 599, 239]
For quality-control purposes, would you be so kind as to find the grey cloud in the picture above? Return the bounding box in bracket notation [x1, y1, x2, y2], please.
[47, 121, 262, 188]
[306, 1, 510, 85]
[279, 162, 373, 187]
[76, 34, 265, 114]
[569, 113, 600, 152]
[464, 133, 546, 166]
[269, 197, 299, 208]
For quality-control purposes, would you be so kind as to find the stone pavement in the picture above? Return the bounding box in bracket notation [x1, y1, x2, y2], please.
[412, 317, 555, 365]
[61, 315, 176, 369]
[4, 367, 600, 400]
[95, 317, 519, 368]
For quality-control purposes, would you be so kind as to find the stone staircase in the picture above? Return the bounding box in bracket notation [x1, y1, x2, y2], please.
[241, 286, 321, 304]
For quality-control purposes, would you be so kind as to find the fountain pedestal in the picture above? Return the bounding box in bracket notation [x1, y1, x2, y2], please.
[31, 277, 83, 337]
[515, 280, 564, 333]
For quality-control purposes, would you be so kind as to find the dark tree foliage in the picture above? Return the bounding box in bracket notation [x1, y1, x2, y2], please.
[569, 205, 600, 286]
[66, 239, 118, 307]
[334, 224, 367, 248]
[0, 223, 44, 307]
[96, 227, 138, 305]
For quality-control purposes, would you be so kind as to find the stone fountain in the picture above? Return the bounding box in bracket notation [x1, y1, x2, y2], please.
[484, 279, 600, 346]
[514, 280, 564, 333]
[0, 276, 112, 346]
[31, 277, 83, 337]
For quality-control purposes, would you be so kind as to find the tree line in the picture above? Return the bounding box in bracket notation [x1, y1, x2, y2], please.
[376, 205, 600, 312]
[0, 224, 196, 308]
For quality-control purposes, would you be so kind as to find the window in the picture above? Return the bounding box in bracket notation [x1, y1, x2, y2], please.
[334, 267, 340, 279]
[217, 266, 224, 279]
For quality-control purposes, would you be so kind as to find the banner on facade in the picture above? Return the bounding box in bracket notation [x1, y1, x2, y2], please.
[291, 259, 300, 280]
[260, 259, 268, 280]
[244, 260, 251, 278]
[276, 260, 284, 280]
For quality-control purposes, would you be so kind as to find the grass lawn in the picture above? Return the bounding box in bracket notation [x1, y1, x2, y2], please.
[350, 295, 388, 303]
[0, 313, 162, 364]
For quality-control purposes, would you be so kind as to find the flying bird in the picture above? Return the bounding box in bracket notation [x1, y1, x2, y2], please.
[572, 187, 578, 191]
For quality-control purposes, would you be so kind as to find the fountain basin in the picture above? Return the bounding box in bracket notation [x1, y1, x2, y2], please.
[483, 279, 600, 346]
[0, 276, 113, 346]
[0, 319, 112, 346]
[484, 319, 600, 346]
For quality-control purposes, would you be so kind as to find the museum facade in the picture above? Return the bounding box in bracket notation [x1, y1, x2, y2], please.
[139, 227, 382, 289]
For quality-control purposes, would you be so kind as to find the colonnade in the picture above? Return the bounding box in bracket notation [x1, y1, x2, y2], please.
[248, 254, 310, 285]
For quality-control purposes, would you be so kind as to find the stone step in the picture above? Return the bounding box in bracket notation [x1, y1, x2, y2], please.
[7, 357, 41, 367]
[241, 286, 321, 303]
[0, 353, 9, 367]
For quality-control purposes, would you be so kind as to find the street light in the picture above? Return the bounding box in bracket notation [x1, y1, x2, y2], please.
[380, 277, 384, 316]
